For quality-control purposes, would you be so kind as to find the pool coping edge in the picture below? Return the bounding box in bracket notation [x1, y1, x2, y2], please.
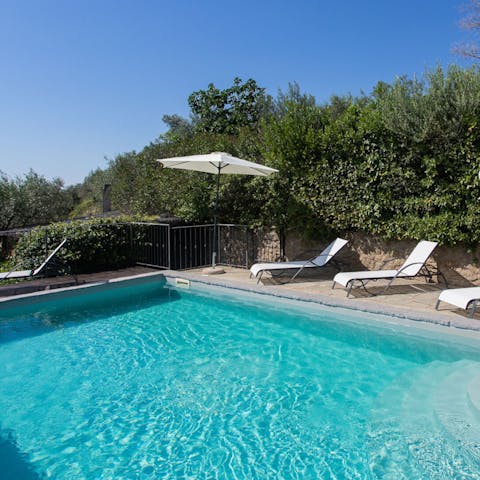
[0, 269, 479, 333]
[160, 271, 480, 333]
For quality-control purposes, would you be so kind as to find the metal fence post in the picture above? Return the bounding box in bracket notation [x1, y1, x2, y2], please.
[217, 225, 221, 265]
[129, 223, 133, 265]
[245, 226, 248, 268]
[167, 224, 171, 269]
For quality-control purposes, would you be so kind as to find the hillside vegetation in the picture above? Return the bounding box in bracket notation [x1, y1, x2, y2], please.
[5, 67, 480, 246]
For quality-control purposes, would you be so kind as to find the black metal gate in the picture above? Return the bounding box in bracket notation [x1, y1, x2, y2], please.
[130, 223, 257, 270]
[170, 225, 213, 270]
[131, 223, 170, 269]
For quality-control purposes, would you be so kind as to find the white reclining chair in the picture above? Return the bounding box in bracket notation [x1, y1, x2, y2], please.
[250, 238, 348, 284]
[436, 287, 480, 317]
[332, 240, 443, 297]
[0, 239, 67, 281]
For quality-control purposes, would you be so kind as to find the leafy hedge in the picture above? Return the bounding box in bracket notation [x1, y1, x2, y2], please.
[260, 68, 480, 245]
[74, 69, 480, 246]
[13, 218, 142, 274]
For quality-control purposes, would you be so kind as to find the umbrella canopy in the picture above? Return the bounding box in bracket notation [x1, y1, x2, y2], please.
[157, 152, 278, 176]
[157, 152, 278, 271]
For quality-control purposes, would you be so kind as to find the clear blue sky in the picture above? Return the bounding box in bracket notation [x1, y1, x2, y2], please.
[0, 0, 471, 185]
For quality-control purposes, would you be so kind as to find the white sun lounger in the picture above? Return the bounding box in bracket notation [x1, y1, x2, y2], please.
[332, 240, 441, 296]
[250, 238, 348, 284]
[436, 287, 480, 317]
[0, 238, 67, 280]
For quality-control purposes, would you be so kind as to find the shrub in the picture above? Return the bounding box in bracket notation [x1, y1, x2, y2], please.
[12, 218, 143, 274]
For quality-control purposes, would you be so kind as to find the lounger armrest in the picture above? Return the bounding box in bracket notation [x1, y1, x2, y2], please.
[5, 262, 31, 273]
[292, 258, 318, 268]
[10, 262, 26, 270]
[311, 253, 330, 259]
[394, 261, 426, 277]
[379, 257, 400, 269]
[306, 253, 334, 267]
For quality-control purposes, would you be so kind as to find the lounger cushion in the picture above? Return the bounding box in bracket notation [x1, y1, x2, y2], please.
[0, 269, 33, 280]
[250, 261, 315, 278]
[333, 270, 399, 287]
[438, 287, 480, 311]
[250, 238, 348, 279]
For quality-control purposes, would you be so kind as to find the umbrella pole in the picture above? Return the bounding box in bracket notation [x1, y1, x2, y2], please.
[212, 167, 221, 267]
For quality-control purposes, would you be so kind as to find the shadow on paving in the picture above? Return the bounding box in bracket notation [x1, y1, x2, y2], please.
[342, 282, 443, 298]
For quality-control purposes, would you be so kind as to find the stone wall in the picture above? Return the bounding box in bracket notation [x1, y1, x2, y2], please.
[280, 231, 480, 287]
[223, 226, 480, 287]
[253, 228, 282, 263]
[219, 227, 282, 266]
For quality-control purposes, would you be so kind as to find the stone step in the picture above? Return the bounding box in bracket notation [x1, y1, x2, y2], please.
[467, 374, 480, 422]
[433, 363, 480, 464]
[368, 360, 480, 478]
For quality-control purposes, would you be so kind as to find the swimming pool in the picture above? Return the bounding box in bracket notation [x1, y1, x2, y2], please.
[0, 276, 479, 479]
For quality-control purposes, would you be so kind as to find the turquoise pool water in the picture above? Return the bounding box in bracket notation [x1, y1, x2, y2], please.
[0, 280, 479, 479]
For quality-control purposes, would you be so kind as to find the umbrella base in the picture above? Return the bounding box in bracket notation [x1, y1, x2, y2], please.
[202, 266, 226, 275]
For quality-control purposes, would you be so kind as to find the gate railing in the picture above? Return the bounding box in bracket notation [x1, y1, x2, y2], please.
[170, 224, 213, 270]
[130, 222, 171, 269]
[130, 223, 265, 270]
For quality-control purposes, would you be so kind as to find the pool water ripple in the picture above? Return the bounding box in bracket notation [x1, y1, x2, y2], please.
[0, 282, 479, 478]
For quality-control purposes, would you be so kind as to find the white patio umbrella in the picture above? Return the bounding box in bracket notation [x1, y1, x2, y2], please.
[157, 152, 278, 273]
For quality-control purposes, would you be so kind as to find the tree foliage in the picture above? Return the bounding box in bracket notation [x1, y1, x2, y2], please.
[188, 77, 270, 134]
[69, 167, 111, 218]
[0, 170, 76, 230]
[72, 69, 480, 246]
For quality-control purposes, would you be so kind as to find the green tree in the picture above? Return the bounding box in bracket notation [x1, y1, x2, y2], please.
[188, 77, 271, 134]
[0, 170, 75, 229]
[261, 84, 327, 237]
[69, 167, 111, 217]
[71, 69, 480, 246]
[161, 114, 193, 139]
[0, 172, 18, 230]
